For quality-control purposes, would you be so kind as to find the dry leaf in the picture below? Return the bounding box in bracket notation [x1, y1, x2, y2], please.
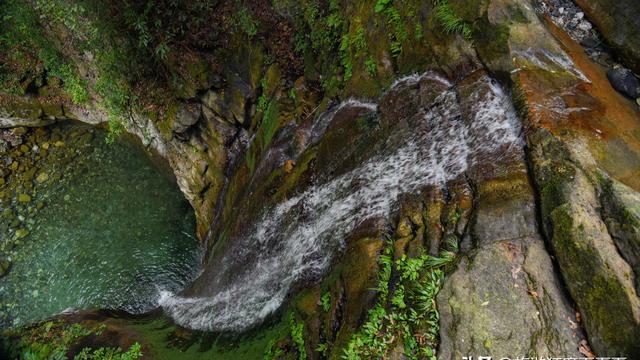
[579, 339, 595, 358]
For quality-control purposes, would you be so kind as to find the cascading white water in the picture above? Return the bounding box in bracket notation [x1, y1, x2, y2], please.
[159, 73, 523, 331]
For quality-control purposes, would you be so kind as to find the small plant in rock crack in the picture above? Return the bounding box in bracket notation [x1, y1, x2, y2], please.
[343, 238, 456, 360]
[289, 313, 306, 360]
[316, 342, 329, 356]
[320, 291, 331, 312]
[432, 0, 473, 40]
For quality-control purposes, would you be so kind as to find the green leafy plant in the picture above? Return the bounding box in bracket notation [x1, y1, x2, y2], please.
[374, 0, 393, 13]
[73, 342, 142, 360]
[264, 339, 285, 360]
[343, 238, 457, 360]
[289, 313, 306, 360]
[339, 34, 353, 81]
[380, 6, 408, 58]
[365, 57, 377, 76]
[0, 0, 89, 101]
[8, 321, 142, 360]
[316, 342, 329, 356]
[321, 291, 331, 312]
[433, 0, 473, 40]
[234, 7, 258, 38]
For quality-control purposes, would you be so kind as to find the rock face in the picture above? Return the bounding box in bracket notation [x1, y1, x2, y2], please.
[3, 0, 640, 358]
[0, 97, 63, 128]
[529, 130, 640, 357]
[438, 69, 582, 359]
[575, 0, 640, 73]
[504, 0, 640, 355]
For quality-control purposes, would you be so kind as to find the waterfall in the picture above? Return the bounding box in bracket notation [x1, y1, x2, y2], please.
[159, 73, 523, 331]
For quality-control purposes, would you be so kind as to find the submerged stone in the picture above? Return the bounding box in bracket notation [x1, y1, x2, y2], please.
[14, 229, 29, 239]
[0, 122, 200, 329]
[35, 172, 48, 183]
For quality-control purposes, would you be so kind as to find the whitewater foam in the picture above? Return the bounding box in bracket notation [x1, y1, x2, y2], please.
[159, 74, 523, 331]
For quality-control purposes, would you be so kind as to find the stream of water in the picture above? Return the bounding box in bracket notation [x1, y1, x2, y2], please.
[160, 74, 524, 332]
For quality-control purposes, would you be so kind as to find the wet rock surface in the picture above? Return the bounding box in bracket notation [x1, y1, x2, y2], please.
[2, 0, 640, 358]
[574, 0, 640, 74]
[506, 0, 640, 356]
[606, 66, 640, 100]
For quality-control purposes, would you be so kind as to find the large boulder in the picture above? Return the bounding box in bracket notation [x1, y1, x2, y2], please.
[575, 0, 640, 73]
[529, 130, 640, 357]
[438, 146, 583, 359]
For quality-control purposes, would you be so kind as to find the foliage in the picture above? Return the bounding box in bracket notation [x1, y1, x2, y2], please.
[351, 26, 367, 53]
[365, 57, 377, 76]
[256, 78, 270, 114]
[374, 0, 394, 13]
[433, 0, 473, 40]
[316, 342, 329, 356]
[380, 6, 409, 58]
[246, 94, 279, 175]
[119, 0, 218, 58]
[339, 34, 353, 81]
[0, 0, 88, 101]
[234, 7, 258, 38]
[321, 291, 332, 312]
[289, 313, 306, 360]
[8, 321, 142, 360]
[279, 0, 348, 91]
[343, 239, 457, 359]
[73, 342, 142, 360]
[27, 0, 138, 142]
[263, 339, 285, 360]
[106, 118, 126, 144]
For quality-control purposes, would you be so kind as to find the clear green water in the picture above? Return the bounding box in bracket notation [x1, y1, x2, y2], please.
[0, 124, 200, 328]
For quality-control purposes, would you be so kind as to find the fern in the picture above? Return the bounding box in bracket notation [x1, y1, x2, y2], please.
[433, 0, 473, 40]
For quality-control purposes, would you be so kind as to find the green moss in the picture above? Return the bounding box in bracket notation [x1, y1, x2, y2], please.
[473, 15, 512, 74]
[511, 78, 530, 121]
[550, 205, 640, 355]
[4, 321, 142, 360]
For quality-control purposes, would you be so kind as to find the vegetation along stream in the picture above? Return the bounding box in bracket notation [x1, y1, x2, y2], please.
[2, 0, 640, 358]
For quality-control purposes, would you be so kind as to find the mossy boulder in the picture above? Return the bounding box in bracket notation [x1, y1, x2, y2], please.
[529, 130, 640, 357]
[575, 0, 640, 73]
[440, 142, 582, 359]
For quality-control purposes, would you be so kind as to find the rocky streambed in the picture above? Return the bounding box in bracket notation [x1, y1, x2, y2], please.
[1, 0, 640, 359]
[0, 123, 200, 329]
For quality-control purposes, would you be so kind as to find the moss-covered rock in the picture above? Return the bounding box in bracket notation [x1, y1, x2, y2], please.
[575, 0, 640, 73]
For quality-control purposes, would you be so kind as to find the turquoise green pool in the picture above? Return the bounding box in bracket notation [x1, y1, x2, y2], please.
[0, 123, 200, 328]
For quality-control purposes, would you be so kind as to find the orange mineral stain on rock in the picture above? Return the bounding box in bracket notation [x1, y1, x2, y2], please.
[284, 159, 295, 173]
[517, 17, 640, 191]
